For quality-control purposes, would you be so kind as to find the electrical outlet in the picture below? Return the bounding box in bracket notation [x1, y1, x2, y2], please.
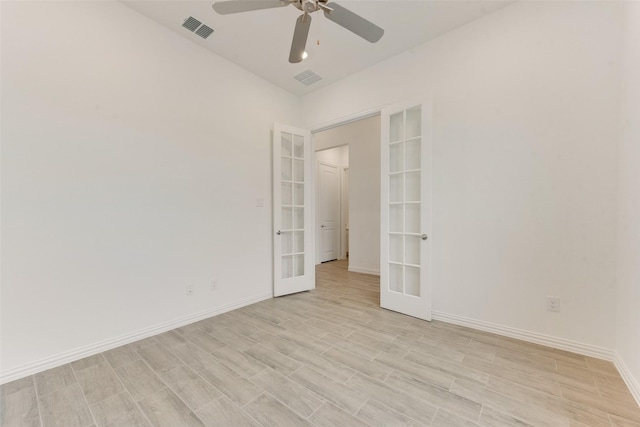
[186, 285, 194, 296]
[546, 296, 560, 312]
[211, 279, 218, 291]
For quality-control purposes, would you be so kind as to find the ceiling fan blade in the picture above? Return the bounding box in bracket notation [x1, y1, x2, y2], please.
[323, 2, 384, 43]
[289, 13, 312, 64]
[212, 1, 289, 15]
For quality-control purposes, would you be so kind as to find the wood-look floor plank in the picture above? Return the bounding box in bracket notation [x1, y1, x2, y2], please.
[114, 360, 165, 401]
[1, 383, 40, 427]
[450, 378, 571, 427]
[169, 342, 219, 372]
[89, 392, 149, 427]
[309, 402, 369, 427]
[161, 366, 221, 412]
[195, 397, 259, 427]
[74, 362, 124, 405]
[348, 373, 437, 425]
[103, 345, 140, 369]
[34, 365, 76, 397]
[251, 369, 325, 418]
[211, 346, 267, 379]
[199, 362, 261, 407]
[243, 393, 312, 427]
[243, 344, 302, 376]
[289, 366, 367, 415]
[137, 388, 204, 427]
[289, 348, 356, 383]
[38, 383, 94, 427]
[355, 398, 423, 426]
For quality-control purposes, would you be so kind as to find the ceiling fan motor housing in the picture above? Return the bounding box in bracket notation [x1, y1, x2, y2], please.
[300, 0, 319, 14]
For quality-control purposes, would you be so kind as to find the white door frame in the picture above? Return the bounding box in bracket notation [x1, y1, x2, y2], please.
[340, 166, 349, 260]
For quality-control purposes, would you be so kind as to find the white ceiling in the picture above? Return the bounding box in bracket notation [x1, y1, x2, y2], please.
[122, 0, 514, 96]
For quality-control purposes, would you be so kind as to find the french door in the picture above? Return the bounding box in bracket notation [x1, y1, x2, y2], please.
[273, 123, 315, 297]
[380, 101, 432, 320]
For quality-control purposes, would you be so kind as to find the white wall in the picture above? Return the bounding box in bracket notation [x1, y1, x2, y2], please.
[303, 2, 622, 349]
[616, 1, 640, 403]
[314, 117, 381, 275]
[0, 1, 301, 380]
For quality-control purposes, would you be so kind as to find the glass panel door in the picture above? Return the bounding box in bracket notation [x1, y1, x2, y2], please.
[380, 102, 431, 320]
[273, 124, 314, 297]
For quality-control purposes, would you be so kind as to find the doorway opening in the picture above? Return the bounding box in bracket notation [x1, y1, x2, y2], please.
[313, 115, 381, 276]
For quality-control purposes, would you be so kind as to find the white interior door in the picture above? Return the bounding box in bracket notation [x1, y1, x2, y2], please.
[318, 162, 340, 262]
[273, 123, 314, 297]
[380, 101, 432, 320]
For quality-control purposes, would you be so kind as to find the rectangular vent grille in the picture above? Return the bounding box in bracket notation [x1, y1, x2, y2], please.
[182, 17, 201, 32]
[182, 17, 214, 39]
[195, 25, 214, 39]
[294, 69, 323, 86]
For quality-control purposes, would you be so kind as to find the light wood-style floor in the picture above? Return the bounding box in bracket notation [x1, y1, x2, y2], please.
[2, 260, 639, 427]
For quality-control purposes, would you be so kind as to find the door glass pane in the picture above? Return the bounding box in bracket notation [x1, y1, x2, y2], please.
[390, 112, 404, 143]
[293, 135, 304, 159]
[293, 254, 304, 277]
[281, 182, 292, 205]
[406, 107, 421, 138]
[405, 172, 420, 202]
[405, 266, 420, 296]
[389, 264, 403, 293]
[293, 183, 304, 205]
[282, 157, 292, 181]
[293, 159, 304, 182]
[294, 231, 304, 253]
[405, 139, 421, 171]
[282, 208, 293, 230]
[294, 207, 304, 229]
[390, 174, 403, 203]
[281, 133, 293, 157]
[281, 231, 293, 254]
[405, 236, 420, 266]
[389, 234, 403, 263]
[405, 204, 420, 234]
[390, 143, 403, 173]
[389, 205, 403, 233]
[282, 255, 293, 279]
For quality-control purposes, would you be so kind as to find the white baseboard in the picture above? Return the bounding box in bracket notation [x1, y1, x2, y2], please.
[431, 311, 616, 361]
[614, 352, 640, 407]
[0, 292, 272, 384]
[347, 266, 380, 276]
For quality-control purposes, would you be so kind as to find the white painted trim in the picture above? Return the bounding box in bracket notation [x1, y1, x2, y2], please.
[348, 266, 380, 276]
[431, 311, 616, 361]
[340, 166, 349, 260]
[310, 107, 382, 134]
[614, 353, 640, 407]
[0, 292, 272, 384]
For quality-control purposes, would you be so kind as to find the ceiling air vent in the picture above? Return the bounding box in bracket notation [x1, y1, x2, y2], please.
[195, 25, 214, 39]
[182, 17, 215, 39]
[294, 69, 323, 86]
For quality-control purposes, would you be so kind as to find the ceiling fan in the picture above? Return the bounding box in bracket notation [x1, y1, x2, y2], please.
[211, 0, 384, 63]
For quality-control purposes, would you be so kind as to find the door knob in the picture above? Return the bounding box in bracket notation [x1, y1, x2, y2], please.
[421, 234, 428, 240]
[276, 230, 282, 235]
[321, 224, 326, 228]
